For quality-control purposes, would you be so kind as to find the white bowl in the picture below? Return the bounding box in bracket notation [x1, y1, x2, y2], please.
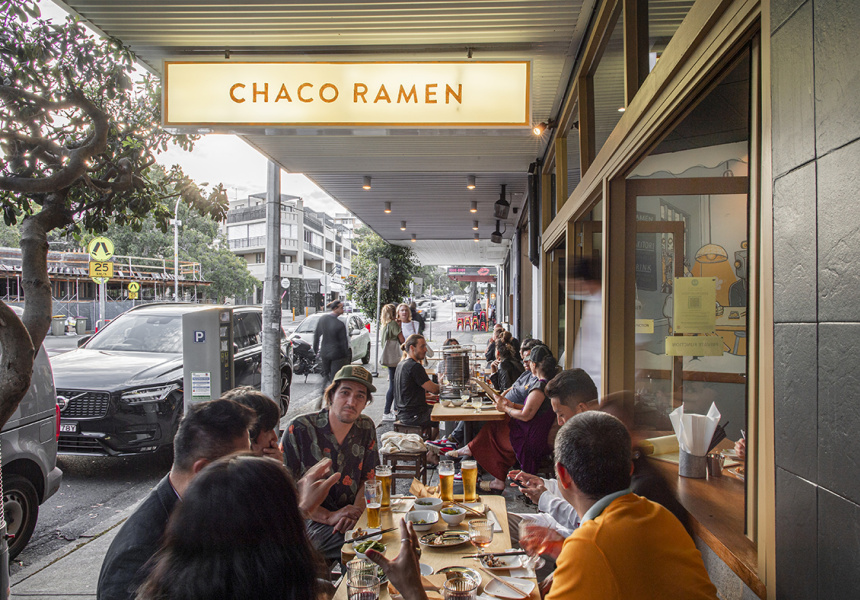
[412, 497, 444, 512]
[450, 398, 465, 407]
[439, 506, 466, 526]
[405, 510, 439, 531]
[351, 540, 386, 560]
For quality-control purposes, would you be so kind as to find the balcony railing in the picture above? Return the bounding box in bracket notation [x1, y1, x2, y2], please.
[280, 263, 301, 277]
[281, 238, 299, 251]
[335, 254, 342, 264]
[304, 214, 324, 233]
[304, 241, 324, 256]
[228, 236, 266, 249]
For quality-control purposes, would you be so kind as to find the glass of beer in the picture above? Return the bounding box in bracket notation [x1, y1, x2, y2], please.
[364, 481, 382, 529]
[439, 460, 455, 502]
[468, 519, 493, 549]
[376, 465, 392, 508]
[461, 460, 478, 502]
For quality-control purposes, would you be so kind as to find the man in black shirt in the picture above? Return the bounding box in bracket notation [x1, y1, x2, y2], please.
[394, 334, 439, 435]
[314, 300, 351, 395]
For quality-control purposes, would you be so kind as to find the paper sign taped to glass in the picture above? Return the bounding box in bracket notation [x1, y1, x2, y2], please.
[673, 277, 716, 333]
[665, 335, 724, 356]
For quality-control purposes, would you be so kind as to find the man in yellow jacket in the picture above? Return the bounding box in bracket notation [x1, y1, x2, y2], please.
[545, 411, 718, 600]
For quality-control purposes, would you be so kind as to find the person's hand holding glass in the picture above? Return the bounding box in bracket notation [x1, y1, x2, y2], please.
[519, 522, 565, 569]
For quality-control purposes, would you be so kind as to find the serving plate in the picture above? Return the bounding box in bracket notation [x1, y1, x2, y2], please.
[478, 555, 523, 570]
[419, 531, 471, 548]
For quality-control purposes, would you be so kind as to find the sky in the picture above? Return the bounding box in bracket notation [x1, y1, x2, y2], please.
[37, 0, 347, 216]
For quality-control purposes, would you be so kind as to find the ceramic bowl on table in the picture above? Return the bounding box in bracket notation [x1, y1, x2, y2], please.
[352, 539, 386, 560]
[412, 497, 444, 512]
[439, 506, 466, 526]
[405, 510, 439, 532]
[450, 398, 465, 407]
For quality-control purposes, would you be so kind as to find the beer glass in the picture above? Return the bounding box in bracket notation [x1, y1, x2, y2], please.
[461, 460, 478, 502]
[443, 576, 478, 600]
[439, 460, 455, 502]
[376, 465, 392, 507]
[364, 481, 382, 529]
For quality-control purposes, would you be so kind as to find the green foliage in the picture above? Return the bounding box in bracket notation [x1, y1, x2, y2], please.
[345, 226, 420, 319]
[0, 0, 227, 236]
[0, 221, 20, 247]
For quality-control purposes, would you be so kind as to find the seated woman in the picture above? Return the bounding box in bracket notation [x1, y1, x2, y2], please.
[490, 341, 524, 392]
[450, 345, 559, 493]
[221, 387, 283, 462]
[136, 455, 328, 600]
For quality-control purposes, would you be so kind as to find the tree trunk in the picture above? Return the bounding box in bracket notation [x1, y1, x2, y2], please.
[0, 198, 73, 429]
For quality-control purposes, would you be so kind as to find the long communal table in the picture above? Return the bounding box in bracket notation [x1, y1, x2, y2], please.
[430, 401, 506, 445]
[335, 495, 539, 600]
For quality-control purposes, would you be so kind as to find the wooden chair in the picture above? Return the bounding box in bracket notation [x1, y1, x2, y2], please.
[383, 420, 431, 485]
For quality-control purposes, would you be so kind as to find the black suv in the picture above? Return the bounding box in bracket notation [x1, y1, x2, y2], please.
[51, 304, 292, 456]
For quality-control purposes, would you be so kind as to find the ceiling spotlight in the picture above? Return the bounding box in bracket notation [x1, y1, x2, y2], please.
[474, 232, 480, 242]
[472, 220, 479, 231]
[384, 202, 392, 213]
[363, 176, 372, 190]
[470, 201, 478, 213]
[411, 233, 417, 242]
[617, 107, 626, 113]
[494, 184, 510, 220]
[532, 119, 556, 136]
[400, 220, 407, 231]
[467, 175, 476, 190]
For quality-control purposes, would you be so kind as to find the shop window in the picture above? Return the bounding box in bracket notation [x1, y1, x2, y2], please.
[566, 118, 582, 194]
[647, 0, 696, 72]
[592, 8, 626, 157]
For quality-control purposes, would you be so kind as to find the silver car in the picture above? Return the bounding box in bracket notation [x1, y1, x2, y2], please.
[289, 313, 371, 364]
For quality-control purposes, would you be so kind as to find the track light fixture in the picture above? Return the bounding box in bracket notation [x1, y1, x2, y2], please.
[532, 119, 557, 136]
[384, 202, 392, 213]
[470, 201, 478, 213]
[400, 221, 407, 231]
[411, 233, 417, 242]
[491, 219, 505, 244]
[467, 175, 476, 190]
[472, 220, 479, 231]
[363, 176, 372, 190]
[474, 232, 480, 242]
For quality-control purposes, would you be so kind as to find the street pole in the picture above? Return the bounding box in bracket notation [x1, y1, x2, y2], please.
[373, 262, 382, 377]
[173, 196, 181, 301]
[99, 281, 105, 328]
[262, 161, 283, 421]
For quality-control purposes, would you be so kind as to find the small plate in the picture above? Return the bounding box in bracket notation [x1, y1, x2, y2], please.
[345, 528, 381, 542]
[484, 576, 535, 599]
[419, 563, 434, 576]
[419, 531, 471, 548]
[478, 555, 523, 570]
[720, 449, 740, 460]
[728, 466, 746, 481]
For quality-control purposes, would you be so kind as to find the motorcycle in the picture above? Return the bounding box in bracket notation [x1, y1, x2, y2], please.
[291, 337, 322, 381]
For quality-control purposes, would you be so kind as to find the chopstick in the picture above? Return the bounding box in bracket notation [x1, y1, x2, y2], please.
[478, 568, 529, 598]
[350, 527, 397, 543]
[452, 501, 484, 516]
[461, 551, 527, 558]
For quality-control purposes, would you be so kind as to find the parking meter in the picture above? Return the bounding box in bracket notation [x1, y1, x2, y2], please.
[182, 307, 234, 404]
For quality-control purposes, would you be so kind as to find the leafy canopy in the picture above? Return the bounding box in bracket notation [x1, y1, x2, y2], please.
[345, 226, 420, 318]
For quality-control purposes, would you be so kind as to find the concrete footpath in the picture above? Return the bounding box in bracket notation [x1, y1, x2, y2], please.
[13, 327, 495, 598]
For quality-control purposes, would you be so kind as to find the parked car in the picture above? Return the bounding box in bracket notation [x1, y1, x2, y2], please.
[453, 295, 468, 307]
[51, 304, 292, 457]
[2, 307, 63, 559]
[416, 300, 438, 320]
[342, 300, 355, 313]
[289, 313, 372, 364]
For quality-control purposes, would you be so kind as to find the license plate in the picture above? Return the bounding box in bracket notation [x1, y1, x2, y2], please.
[59, 422, 78, 433]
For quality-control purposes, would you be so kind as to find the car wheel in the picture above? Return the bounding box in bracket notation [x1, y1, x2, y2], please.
[3, 474, 39, 560]
[361, 342, 371, 364]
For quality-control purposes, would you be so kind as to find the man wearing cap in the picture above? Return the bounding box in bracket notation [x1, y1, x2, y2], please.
[282, 365, 380, 563]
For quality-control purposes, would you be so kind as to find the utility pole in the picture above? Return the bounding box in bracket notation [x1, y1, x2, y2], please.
[172, 196, 182, 300]
[262, 161, 283, 422]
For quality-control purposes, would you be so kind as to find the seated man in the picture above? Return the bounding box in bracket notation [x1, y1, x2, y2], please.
[394, 334, 440, 435]
[545, 412, 717, 599]
[97, 399, 256, 600]
[222, 386, 283, 462]
[282, 365, 380, 563]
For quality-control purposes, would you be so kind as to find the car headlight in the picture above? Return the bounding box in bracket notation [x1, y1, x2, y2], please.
[121, 384, 180, 405]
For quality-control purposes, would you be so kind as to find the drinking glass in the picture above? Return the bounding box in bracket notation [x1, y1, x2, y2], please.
[364, 481, 382, 529]
[468, 519, 493, 549]
[518, 522, 548, 571]
[461, 460, 478, 503]
[346, 558, 376, 581]
[443, 576, 478, 600]
[375, 465, 392, 507]
[347, 573, 380, 600]
[439, 460, 456, 502]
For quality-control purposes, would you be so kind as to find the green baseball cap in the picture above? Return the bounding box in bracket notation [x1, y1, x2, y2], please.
[333, 364, 377, 393]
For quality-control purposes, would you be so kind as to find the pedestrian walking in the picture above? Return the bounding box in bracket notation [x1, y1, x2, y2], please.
[314, 300, 351, 404]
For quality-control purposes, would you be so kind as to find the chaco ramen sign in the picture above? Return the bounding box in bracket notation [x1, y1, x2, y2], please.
[163, 61, 530, 128]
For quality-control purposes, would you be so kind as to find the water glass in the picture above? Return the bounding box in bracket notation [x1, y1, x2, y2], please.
[346, 558, 376, 581]
[468, 519, 493, 549]
[443, 576, 478, 600]
[347, 573, 380, 600]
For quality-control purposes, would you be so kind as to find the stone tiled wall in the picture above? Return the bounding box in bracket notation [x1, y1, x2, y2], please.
[771, 1, 860, 598]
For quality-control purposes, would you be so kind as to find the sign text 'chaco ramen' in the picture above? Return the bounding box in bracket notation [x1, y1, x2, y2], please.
[163, 62, 530, 128]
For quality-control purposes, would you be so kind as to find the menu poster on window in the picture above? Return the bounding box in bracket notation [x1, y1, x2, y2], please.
[673, 277, 716, 333]
[665, 335, 724, 356]
[635, 212, 658, 292]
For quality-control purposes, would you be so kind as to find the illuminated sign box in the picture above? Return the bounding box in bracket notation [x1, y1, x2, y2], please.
[164, 61, 530, 128]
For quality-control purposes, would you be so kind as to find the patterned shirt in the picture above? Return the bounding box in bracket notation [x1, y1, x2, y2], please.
[282, 409, 379, 512]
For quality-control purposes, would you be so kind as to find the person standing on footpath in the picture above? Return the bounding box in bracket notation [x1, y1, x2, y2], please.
[314, 300, 351, 401]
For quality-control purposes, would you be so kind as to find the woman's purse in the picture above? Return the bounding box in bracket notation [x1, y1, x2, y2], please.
[381, 339, 401, 367]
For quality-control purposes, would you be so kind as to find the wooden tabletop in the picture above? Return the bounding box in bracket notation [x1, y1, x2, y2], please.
[431, 401, 506, 423]
[336, 495, 538, 600]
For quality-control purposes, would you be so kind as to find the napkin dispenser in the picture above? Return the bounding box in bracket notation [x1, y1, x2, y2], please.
[670, 403, 721, 479]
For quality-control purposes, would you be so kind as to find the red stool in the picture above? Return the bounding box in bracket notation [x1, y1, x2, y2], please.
[456, 316, 466, 330]
[471, 315, 480, 330]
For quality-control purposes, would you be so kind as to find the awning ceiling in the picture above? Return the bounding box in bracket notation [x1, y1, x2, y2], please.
[54, 0, 596, 265]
